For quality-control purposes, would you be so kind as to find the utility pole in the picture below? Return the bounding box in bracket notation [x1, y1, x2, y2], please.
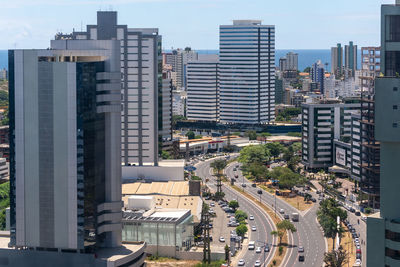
[202, 209, 211, 264]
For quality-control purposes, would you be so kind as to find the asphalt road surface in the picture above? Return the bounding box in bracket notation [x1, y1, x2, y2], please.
[195, 158, 276, 267]
[225, 161, 326, 267]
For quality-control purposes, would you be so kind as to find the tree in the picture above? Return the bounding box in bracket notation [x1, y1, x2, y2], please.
[245, 130, 258, 140]
[304, 193, 312, 203]
[247, 163, 269, 182]
[270, 167, 305, 190]
[323, 245, 349, 267]
[195, 134, 203, 139]
[287, 132, 301, 137]
[225, 244, 230, 263]
[172, 115, 186, 127]
[210, 159, 227, 176]
[238, 145, 270, 165]
[303, 67, 311, 73]
[186, 131, 195, 140]
[271, 230, 284, 245]
[235, 210, 248, 223]
[229, 200, 239, 211]
[1, 107, 8, 126]
[272, 220, 297, 245]
[161, 150, 171, 159]
[265, 142, 284, 160]
[236, 224, 248, 238]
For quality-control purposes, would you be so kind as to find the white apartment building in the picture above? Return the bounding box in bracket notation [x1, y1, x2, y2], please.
[61, 11, 161, 166]
[186, 58, 219, 121]
[219, 20, 275, 124]
[302, 101, 361, 169]
[173, 90, 186, 116]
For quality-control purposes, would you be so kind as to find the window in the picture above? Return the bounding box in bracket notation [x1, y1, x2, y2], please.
[394, 87, 398, 92]
[385, 52, 400, 76]
[387, 15, 400, 41]
[393, 123, 398, 128]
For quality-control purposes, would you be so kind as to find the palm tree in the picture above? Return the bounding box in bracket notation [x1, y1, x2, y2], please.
[210, 159, 227, 199]
[323, 245, 349, 267]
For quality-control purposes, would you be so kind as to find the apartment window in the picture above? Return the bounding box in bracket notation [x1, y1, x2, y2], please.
[394, 105, 398, 110]
[394, 87, 398, 92]
[386, 229, 400, 242]
[386, 247, 400, 260]
[386, 52, 400, 76]
[393, 123, 398, 128]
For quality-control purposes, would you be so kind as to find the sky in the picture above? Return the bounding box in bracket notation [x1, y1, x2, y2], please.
[0, 0, 394, 50]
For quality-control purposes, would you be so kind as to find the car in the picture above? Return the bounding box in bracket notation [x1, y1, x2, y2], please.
[361, 216, 367, 222]
[251, 226, 257, 231]
[355, 238, 359, 243]
[356, 253, 361, 259]
[284, 214, 289, 219]
[311, 198, 317, 202]
[252, 183, 257, 188]
[354, 259, 362, 266]
[210, 202, 215, 207]
[298, 254, 305, 262]
[355, 211, 361, 216]
[298, 246, 304, 253]
[233, 168, 237, 171]
[256, 247, 262, 253]
[356, 245, 361, 250]
[249, 215, 254, 220]
[254, 260, 261, 267]
[316, 190, 321, 194]
[219, 236, 225, 242]
[238, 259, 245, 266]
[280, 209, 285, 214]
[350, 207, 356, 213]
[264, 244, 270, 252]
[234, 174, 239, 178]
[241, 183, 247, 187]
[356, 248, 362, 254]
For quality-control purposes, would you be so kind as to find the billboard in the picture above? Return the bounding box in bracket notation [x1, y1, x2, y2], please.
[336, 147, 346, 166]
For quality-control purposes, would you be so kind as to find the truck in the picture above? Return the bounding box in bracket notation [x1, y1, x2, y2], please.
[291, 212, 299, 222]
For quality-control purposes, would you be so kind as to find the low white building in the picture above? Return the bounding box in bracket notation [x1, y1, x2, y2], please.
[122, 159, 185, 182]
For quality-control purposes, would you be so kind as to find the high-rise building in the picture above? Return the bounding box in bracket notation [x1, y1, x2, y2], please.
[56, 11, 161, 166]
[367, 3, 400, 266]
[310, 60, 325, 93]
[6, 42, 145, 266]
[286, 52, 298, 71]
[219, 20, 275, 124]
[301, 100, 360, 170]
[279, 52, 298, 71]
[275, 77, 284, 104]
[345, 41, 358, 76]
[331, 43, 343, 77]
[186, 57, 219, 121]
[160, 74, 173, 153]
[176, 48, 198, 90]
[359, 46, 381, 208]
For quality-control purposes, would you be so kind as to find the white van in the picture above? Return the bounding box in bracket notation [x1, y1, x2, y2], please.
[248, 241, 255, 250]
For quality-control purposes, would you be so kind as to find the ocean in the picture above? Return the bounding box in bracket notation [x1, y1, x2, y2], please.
[0, 49, 361, 72]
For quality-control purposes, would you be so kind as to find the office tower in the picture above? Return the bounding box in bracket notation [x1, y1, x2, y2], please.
[359, 47, 381, 209]
[175, 48, 198, 90]
[9, 40, 123, 251]
[331, 43, 343, 77]
[160, 74, 173, 153]
[310, 60, 325, 93]
[345, 41, 357, 77]
[56, 11, 161, 166]
[367, 3, 400, 266]
[186, 57, 219, 121]
[279, 57, 288, 71]
[219, 20, 275, 124]
[286, 52, 298, 71]
[275, 77, 284, 104]
[301, 100, 360, 170]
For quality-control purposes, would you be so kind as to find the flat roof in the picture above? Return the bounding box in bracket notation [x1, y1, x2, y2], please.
[122, 181, 190, 196]
[150, 210, 188, 219]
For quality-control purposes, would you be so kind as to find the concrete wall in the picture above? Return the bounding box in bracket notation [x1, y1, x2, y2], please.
[122, 165, 184, 182]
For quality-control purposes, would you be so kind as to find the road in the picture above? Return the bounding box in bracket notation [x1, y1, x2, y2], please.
[225, 161, 326, 267]
[195, 158, 276, 267]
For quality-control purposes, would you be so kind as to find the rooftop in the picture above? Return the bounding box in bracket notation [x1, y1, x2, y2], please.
[122, 181, 190, 196]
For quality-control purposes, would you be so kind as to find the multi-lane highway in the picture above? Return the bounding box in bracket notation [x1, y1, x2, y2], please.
[224, 161, 326, 267]
[195, 158, 277, 267]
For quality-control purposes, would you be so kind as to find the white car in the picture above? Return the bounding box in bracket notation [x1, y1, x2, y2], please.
[256, 247, 262, 253]
[249, 215, 254, 220]
[254, 260, 261, 267]
[251, 226, 257, 231]
[219, 237, 225, 242]
[238, 259, 245, 266]
[210, 202, 215, 207]
[354, 259, 362, 266]
[280, 209, 285, 214]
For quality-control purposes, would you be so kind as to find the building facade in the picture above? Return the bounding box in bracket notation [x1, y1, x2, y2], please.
[186, 58, 219, 121]
[9, 42, 122, 251]
[56, 11, 161, 166]
[219, 20, 275, 124]
[345, 41, 357, 77]
[367, 3, 400, 266]
[301, 101, 360, 169]
[310, 60, 325, 94]
[331, 43, 343, 77]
